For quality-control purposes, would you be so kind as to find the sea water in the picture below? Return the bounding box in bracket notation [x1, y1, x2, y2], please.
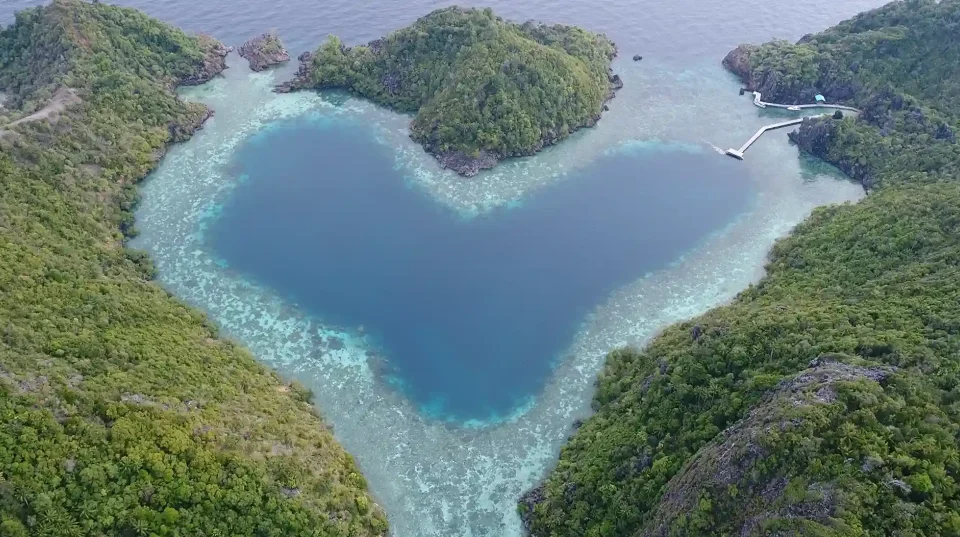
[124, 65, 865, 536]
[206, 117, 753, 421]
[1, 0, 884, 534]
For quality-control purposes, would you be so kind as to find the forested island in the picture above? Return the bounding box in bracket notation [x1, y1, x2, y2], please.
[278, 7, 621, 176]
[3, 0, 960, 536]
[522, 1, 960, 535]
[0, 1, 386, 535]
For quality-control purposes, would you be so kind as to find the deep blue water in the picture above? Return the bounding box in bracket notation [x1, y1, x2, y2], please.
[206, 117, 754, 420]
[4, 0, 886, 63]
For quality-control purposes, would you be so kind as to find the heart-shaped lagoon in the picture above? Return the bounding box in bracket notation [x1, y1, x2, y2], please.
[206, 116, 754, 421]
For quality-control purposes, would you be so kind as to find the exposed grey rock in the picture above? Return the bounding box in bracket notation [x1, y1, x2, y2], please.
[518, 482, 546, 531]
[637, 360, 895, 537]
[691, 325, 703, 341]
[17, 375, 48, 393]
[936, 122, 956, 142]
[887, 478, 911, 495]
[277, 38, 622, 176]
[274, 51, 314, 93]
[380, 72, 402, 95]
[239, 33, 290, 72]
[723, 43, 859, 105]
[121, 393, 151, 405]
[788, 117, 876, 189]
[180, 37, 230, 86]
[435, 150, 499, 177]
[608, 72, 624, 92]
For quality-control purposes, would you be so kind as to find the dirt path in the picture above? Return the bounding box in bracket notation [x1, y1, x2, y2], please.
[7, 88, 80, 127]
[1, 87, 81, 139]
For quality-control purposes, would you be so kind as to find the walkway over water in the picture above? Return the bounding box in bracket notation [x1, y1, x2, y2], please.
[725, 117, 819, 159]
[752, 91, 859, 112]
[726, 92, 861, 160]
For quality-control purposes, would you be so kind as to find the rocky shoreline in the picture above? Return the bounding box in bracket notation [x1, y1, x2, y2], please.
[239, 33, 290, 71]
[274, 51, 314, 93]
[721, 44, 869, 187]
[276, 46, 623, 177]
[430, 69, 622, 177]
[722, 43, 858, 105]
[787, 118, 876, 189]
[158, 37, 231, 166]
[721, 39, 947, 192]
[180, 35, 230, 86]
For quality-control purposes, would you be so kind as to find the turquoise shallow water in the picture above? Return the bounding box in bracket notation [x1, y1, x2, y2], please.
[1, 0, 886, 535]
[206, 116, 754, 421]
[119, 62, 865, 534]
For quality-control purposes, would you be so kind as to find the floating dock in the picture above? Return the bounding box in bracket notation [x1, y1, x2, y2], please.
[725, 92, 862, 160]
[751, 91, 859, 112]
[725, 117, 812, 160]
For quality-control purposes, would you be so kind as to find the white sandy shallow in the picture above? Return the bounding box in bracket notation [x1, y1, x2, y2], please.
[133, 57, 863, 536]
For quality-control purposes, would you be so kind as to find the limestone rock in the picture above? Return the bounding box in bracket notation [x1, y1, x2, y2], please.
[239, 32, 290, 72]
[180, 35, 230, 86]
[274, 51, 314, 93]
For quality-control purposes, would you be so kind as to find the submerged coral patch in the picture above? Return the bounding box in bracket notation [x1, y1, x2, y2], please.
[134, 58, 863, 536]
[204, 114, 754, 420]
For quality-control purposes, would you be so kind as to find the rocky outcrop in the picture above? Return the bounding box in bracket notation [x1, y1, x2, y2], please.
[723, 43, 859, 105]
[608, 72, 624, 96]
[427, 95, 610, 176]
[638, 358, 895, 537]
[787, 117, 838, 159]
[721, 44, 803, 104]
[164, 38, 231, 161]
[180, 35, 230, 86]
[277, 48, 621, 176]
[168, 104, 214, 143]
[278, 14, 622, 178]
[788, 117, 876, 189]
[936, 122, 956, 142]
[721, 45, 757, 87]
[434, 150, 499, 177]
[274, 51, 314, 93]
[239, 33, 290, 72]
[518, 482, 546, 530]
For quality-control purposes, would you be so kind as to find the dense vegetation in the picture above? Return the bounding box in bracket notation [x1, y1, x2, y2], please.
[723, 0, 960, 189]
[282, 7, 619, 175]
[523, 1, 960, 536]
[0, 1, 386, 535]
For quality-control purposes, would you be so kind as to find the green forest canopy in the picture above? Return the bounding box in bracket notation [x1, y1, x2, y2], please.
[3, 0, 959, 536]
[522, 1, 960, 536]
[291, 7, 618, 165]
[0, 1, 386, 535]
